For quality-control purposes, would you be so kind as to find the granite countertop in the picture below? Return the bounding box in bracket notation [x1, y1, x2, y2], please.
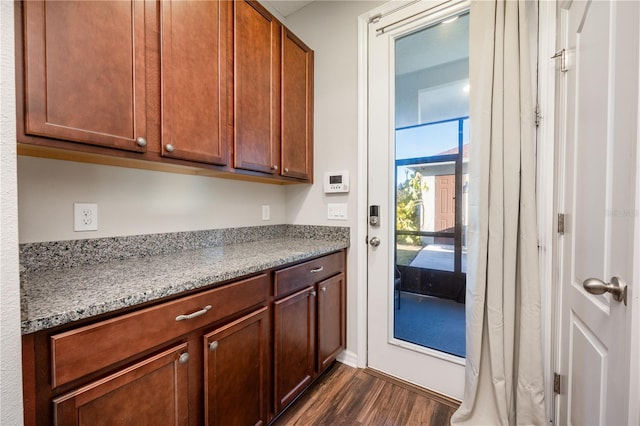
[20, 225, 349, 334]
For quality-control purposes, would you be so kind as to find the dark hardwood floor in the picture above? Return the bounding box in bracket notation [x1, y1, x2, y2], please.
[273, 362, 460, 425]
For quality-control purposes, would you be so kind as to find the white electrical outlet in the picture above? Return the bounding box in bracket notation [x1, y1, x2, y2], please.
[262, 205, 270, 221]
[74, 203, 98, 231]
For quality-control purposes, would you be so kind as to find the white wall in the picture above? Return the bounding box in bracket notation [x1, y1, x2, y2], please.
[1, 2, 24, 424]
[18, 157, 287, 243]
[283, 0, 385, 365]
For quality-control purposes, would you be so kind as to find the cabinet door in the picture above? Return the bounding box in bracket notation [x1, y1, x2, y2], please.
[233, 0, 281, 175]
[204, 307, 269, 426]
[281, 29, 314, 181]
[160, 0, 231, 165]
[317, 273, 346, 373]
[22, 1, 147, 152]
[274, 286, 316, 413]
[53, 343, 189, 425]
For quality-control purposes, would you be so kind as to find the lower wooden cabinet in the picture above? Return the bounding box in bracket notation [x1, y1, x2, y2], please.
[272, 254, 346, 416]
[22, 251, 345, 425]
[274, 286, 316, 412]
[53, 343, 190, 425]
[317, 273, 346, 373]
[204, 307, 269, 426]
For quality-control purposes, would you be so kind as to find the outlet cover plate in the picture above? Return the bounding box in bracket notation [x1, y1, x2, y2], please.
[74, 203, 98, 231]
[328, 203, 348, 220]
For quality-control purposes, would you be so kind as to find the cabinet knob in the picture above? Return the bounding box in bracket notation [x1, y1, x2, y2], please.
[136, 137, 147, 147]
[209, 341, 219, 351]
[310, 290, 317, 297]
[178, 352, 189, 364]
[165, 144, 175, 153]
[321, 286, 327, 293]
[284, 167, 289, 173]
[271, 165, 278, 171]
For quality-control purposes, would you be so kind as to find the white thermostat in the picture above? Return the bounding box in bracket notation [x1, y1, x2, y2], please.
[324, 171, 350, 193]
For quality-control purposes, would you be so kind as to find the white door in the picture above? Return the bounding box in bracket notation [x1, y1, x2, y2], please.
[366, 0, 468, 400]
[557, 0, 639, 424]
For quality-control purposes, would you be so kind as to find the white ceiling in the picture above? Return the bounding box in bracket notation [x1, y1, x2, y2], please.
[263, 0, 314, 18]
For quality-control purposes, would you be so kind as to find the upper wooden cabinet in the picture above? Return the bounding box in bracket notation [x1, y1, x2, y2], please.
[22, 0, 147, 153]
[160, 0, 232, 166]
[17, 0, 313, 183]
[281, 29, 314, 181]
[233, 1, 314, 182]
[233, 0, 281, 175]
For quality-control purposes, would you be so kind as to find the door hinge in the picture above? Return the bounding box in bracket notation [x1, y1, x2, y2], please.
[551, 49, 568, 73]
[535, 104, 542, 127]
[557, 213, 565, 235]
[553, 372, 561, 394]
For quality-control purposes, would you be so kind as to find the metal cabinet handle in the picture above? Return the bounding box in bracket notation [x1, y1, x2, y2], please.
[310, 266, 324, 273]
[284, 167, 289, 173]
[271, 165, 278, 171]
[175, 305, 212, 321]
[165, 144, 175, 153]
[583, 276, 628, 305]
[321, 286, 327, 293]
[209, 341, 218, 351]
[179, 352, 189, 364]
[310, 291, 317, 297]
[136, 137, 147, 147]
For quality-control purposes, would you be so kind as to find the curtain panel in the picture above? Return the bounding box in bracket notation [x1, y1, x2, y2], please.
[451, 1, 546, 424]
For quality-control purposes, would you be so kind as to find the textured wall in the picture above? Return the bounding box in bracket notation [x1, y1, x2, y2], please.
[1, 1, 25, 424]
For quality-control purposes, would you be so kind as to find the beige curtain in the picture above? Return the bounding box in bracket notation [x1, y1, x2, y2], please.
[451, 1, 546, 425]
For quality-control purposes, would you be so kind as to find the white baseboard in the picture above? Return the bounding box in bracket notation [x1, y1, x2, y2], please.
[336, 349, 358, 368]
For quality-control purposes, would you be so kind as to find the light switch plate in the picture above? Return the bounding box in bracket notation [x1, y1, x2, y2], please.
[262, 205, 270, 221]
[327, 203, 347, 220]
[74, 203, 98, 231]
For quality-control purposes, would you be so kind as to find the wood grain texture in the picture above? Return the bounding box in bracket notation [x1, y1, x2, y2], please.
[23, 0, 147, 152]
[281, 28, 313, 181]
[273, 363, 459, 425]
[233, 0, 281, 174]
[205, 307, 269, 426]
[160, 0, 229, 165]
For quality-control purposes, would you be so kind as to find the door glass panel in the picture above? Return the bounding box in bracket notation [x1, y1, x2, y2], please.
[393, 13, 468, 358]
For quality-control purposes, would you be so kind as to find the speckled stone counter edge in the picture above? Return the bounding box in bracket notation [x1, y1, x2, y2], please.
[20, 224, 349, 273]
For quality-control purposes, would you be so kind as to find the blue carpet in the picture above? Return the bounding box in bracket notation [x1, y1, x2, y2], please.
[394, 292, 466, 358]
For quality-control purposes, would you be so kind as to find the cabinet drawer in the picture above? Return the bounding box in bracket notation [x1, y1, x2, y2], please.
[274, 251, 344, 298]
[51, 274, 269, 388]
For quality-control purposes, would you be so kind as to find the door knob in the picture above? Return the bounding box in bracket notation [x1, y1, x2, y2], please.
[369, 236, 381, 247]
[583, 276, 627, 305]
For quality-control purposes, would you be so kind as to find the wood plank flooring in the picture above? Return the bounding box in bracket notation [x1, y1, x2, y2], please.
[273, 362, 460, 425]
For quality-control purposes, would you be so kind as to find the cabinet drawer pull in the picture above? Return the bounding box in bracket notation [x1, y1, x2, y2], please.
[175, 305, 212, 322]
[310, 266, 324, 273]
[209, 341, 219, 351]
[179, 352, 189, 364]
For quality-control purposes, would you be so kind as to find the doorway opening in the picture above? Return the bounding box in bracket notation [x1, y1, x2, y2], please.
[393, 12, 469, 358]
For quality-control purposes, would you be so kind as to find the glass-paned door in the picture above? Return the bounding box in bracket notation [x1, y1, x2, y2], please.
[367, 0, 468, 399]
